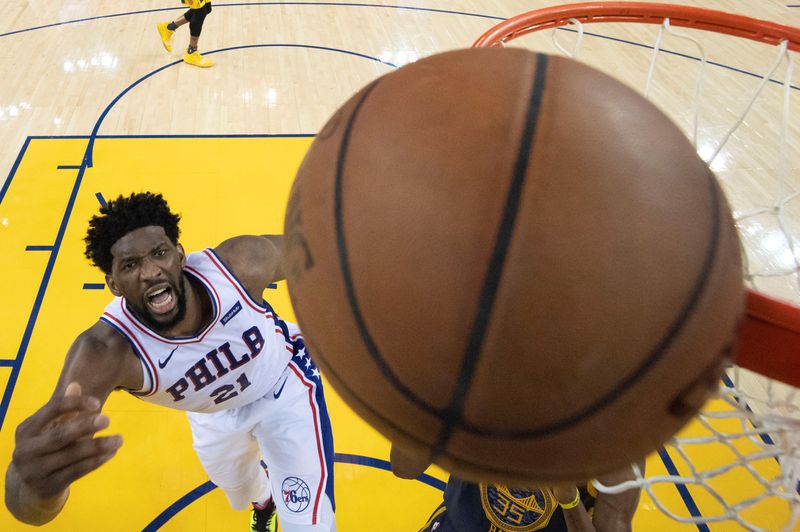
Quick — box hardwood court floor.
[1,2,799,530]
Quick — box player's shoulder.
[63,321,142,391]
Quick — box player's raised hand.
[11,382,122,500]
[390,443,431,480]
[551,484,581,505]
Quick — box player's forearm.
[592,498,636,532]
[554,487,597,532]
[5,463,69,526]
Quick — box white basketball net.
[489,10,800,532]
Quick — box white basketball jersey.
[100,248,295,413]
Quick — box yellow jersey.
[182,0,208,9]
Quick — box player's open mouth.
[145,285,176,315]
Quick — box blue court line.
[83,58,180,167]
[142,452,445,530]
[95,192,107,208]
[142,480,216,532]
[648,371,795,529]
[334,452,446,490]
[0,360,15,367]
[84,44,397,167]
[658,448,709,532]
[723,374,800,493]
[0,136,316,209]
[218,2,504,21]
[0,137,32,207]
[721,372,776,446]
[25,245,53,251]
[0,161,89,429]
[0,3,504,39]
[721,368,800,497]
[57,165,81,170]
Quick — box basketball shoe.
[183,50,214,68]
[250,498,277,532]
[156,22,174,52]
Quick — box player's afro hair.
[84,192,181,274]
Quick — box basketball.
[282,48,744,485]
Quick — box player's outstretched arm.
[4,325,134,525]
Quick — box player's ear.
[106,274,121,297]
[177,243,186,266]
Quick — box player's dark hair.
[84,192,181,274]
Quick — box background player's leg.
[184,5,214,67]
[156,13,190,52]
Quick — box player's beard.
[130,276,188,334]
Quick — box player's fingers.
[13,435,121,497]
[36,435,122,477]
[44,445,121,496]
[38,413,112,454]
[55,381,102,415]
[31,444,120,500]
[13,411,105,464]
[64,382,81,397]
[51,393,100,415]
[21,396,101,435]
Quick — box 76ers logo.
[282,477,311,513]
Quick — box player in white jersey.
[5,192,335,532]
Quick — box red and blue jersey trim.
[204,248,268,312]
[288,335,335,518]
[204,248,296,357]
[118,267,221,345]
[100,313,159,396]
[287,357,335,523]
